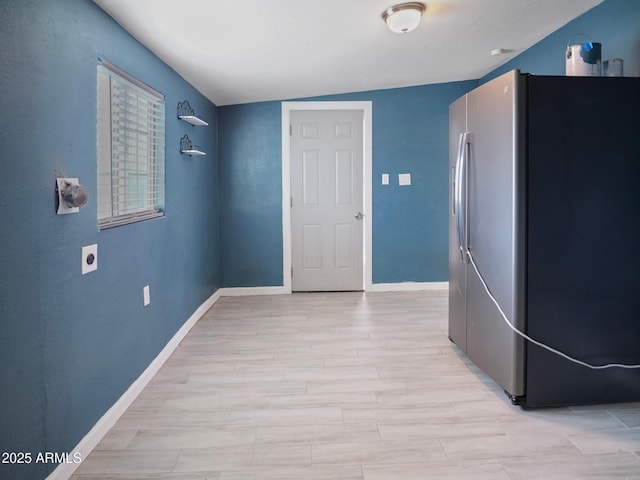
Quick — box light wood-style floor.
[72,291,640,479]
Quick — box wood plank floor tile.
[362,459,511,480]
[312,439,448,465]
[72,450,179,475]
[440,432,580,460]
[378,417,505,440]
[219,466,363,480]
[127,428,256,450]
[609,409,640,428]
[172,446,254,472]
[501,452,640,479]
[255,422,380,445]
[495,410,624,435]
[72,473,221,480]
[568,427,640,454]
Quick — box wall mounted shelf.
[177,100,208,126]
[179,115,208,126]
[180,134,206,156]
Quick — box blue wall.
[482,0,640,82]
[0,1,219,478]
[218,81,476,287]
[219,102,284,287]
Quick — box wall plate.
[82,244,98,275]
[399,173,411,186]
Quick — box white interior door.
[290,110,364,291]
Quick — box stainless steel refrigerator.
[448,69,640,408]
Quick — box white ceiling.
[93,0,603,106]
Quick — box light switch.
[399,173,411,186]
[382,173,389,185]
[82,244,98,275]
[143,285,150,306]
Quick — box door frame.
[281,101,373,293]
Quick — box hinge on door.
[291,196,293,207]
[290,125,293,136]
[291,267,293,278]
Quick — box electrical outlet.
[143,285,150,306]
[82,244,98,275]
[382,173,389,185]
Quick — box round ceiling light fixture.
[382,2,426,34]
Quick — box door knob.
[354,212,364,219]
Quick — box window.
[97,59,165,229]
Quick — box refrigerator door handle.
[459,132,471,263]
[454,133,465,261]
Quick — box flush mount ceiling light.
[382,2,426,34]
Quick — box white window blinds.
[97,60,165,229]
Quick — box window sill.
[98,211,164,230]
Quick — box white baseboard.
[219,283,448,295]
[218,285,290,296]
[366,281,449,292]
[46,289,222,480]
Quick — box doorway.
[281,101,373,292]
[290,109,363,291]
